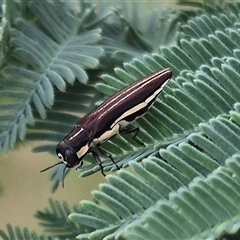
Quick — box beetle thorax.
[63,125,91,159]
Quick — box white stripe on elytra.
[110,79,169,128]
[91,123,122,146]
[96,71,170,120]
[110,102,147,128]
[69,127,84,141]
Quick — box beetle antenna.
[40,162,64,172]
[62,165,68,188]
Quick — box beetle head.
[40,142,83,187]
[56,142,83,168]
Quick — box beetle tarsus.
[62,165,68,188]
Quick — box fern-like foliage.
[34,199,85,239]
[2,1,240,239]
[69,76,240,238]
[83,3,240,175]
[63,2,240,239]
[96,1,179,63]
[0,224,54,240]
[28,1,181,191]
[0,0,104,154]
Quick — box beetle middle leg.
[91,146,120,175]
[91,150,106,176]
[120,126,145,146]
[97,144,120,170]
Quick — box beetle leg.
[75,160,83,170]
[61,165,68,188]
[120,126,145,146]
[97,144,120,170]
[91,150,106,176]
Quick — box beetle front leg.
[75,160,83,170]
[120,126,145,147]
[91,150,106,176]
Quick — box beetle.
[41,68,172,187]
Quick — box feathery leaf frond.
[3,1,240,239]
[69,105,240,239]
[64,5,240,238]
[33,2,240,193]
[0,1,104,154]
[98,1,179,63]
[35,199,84,239]
[0,224,54,240]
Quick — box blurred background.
[0,143,104,234]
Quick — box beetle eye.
[65,149,79,167]
[57,153,64,160]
